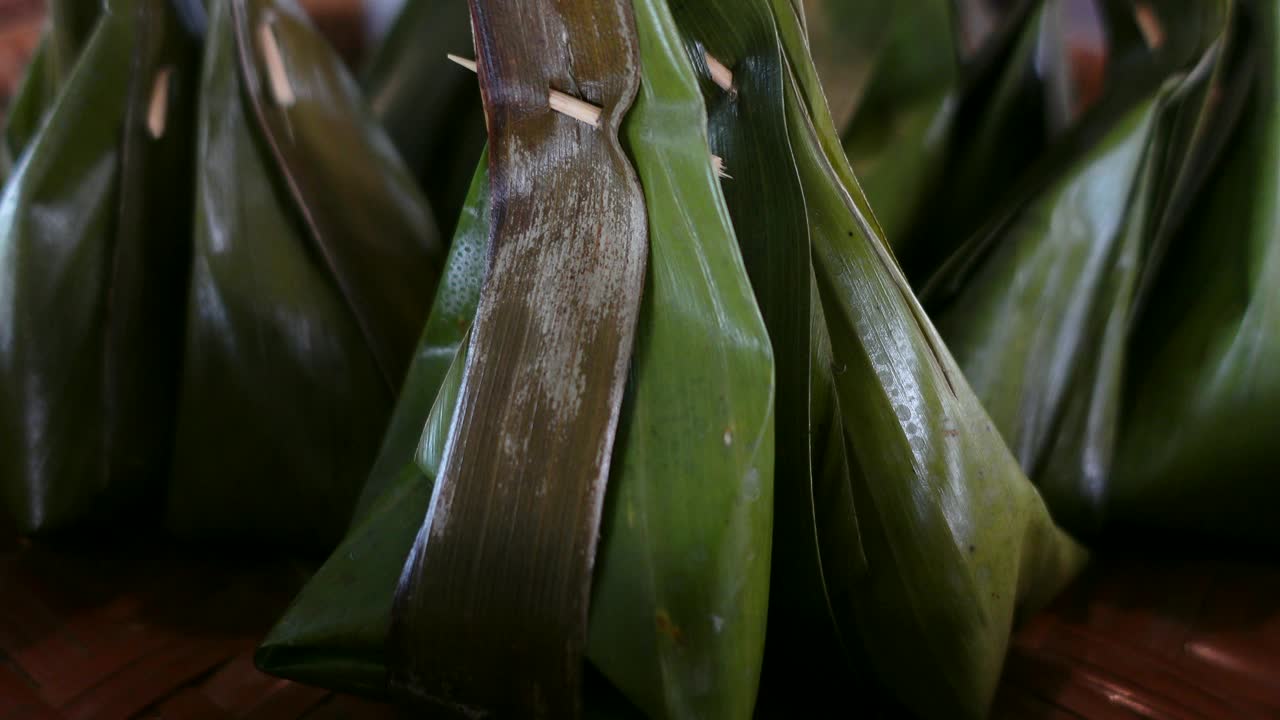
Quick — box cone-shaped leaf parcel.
[0,0,200,533]
[1112,0,1280,544]
[770,1,1087,716]
[260,0,776,716]
[167,0,443,550]
[924,0,1247,533]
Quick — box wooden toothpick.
[1134,2,1164,50]
[446,54,730,180]
[146,66,172,139]
[446,54,478,73]
[712,154,731,179]
[447,54,602,128]
[259,19,296,107]
[704,52,734,94]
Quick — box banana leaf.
[585,0,775,714]
[0,0,101,181]
[1112,0,1280,544]
[927,0,1222,256]
[804,0,1032,263]
[816,0,960,251]
[936,99,1162,479]
[922,1,1246,533]
[251,159,489,687]
[260,0,776,714]
[360,0,486,237]
[659,0,846,713]
[353,147,490,520]
[769,2,1088,717]
[168,0,442,551]
[0,0,199,533]
[383,0,648,711]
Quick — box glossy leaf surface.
[585,0,775,716]
[772,3,1088,717]
[168,0,441,550]
[353,150,489,520]
[661,2,824,713]
[1113,0,1280,543]
[0,0,199,533]
[923,1,1242,533]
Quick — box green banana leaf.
[261,0,776,714]
[804,0,1032,264]
[770,1,1088,717]
[584,0,774,714]
[168,0,442,551]
[353,147,490,521]
[935,98,1164,480]
[1112,0,1280,544]
[1037,18,1254,534]
[928,0,1224,256]
[251,156,490,696]
[360,0,486,237]
[0,0,102,181]
[0,0,199,533]
[922,1,1245,533]
[819,0,960,251]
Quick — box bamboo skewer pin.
[447,54,601,127]
[712,155,732,180]
[259,19,296,107]
[704,51,735,94]
[446,54,730,179]
[1134,2,1165,51]
[146,66,173,139]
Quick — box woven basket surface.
[993,548,1280,719]
[0,533,405,720]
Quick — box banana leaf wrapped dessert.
[0,0,200,533]
[260,0,775,715]
[167,0,443,550]
[1112,0,1280,544]
[262,0,1084,716]
[764,1,1086,716]
[923,0,1249,534]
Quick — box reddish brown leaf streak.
[387,0,647,717]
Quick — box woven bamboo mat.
[0,534,405,719]
[993,547,1280,719]
[3,531,1277,719]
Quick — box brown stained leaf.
[386,0,647,717]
